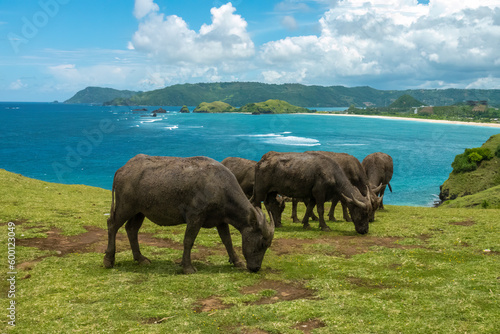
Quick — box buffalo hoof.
[233,260,245,268]
[103,257,115,269]
[137,256,152,266]
[302,223,311,230]
[182,266,197,274]
[320,225,331,232]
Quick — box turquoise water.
[1,102,498,206]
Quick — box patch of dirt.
[193,279,316,314]
[193,296,232,313]
[15,225,226,266]
[16,225,186,256]
[271,235,423,258]
[240,279,316,305]
[240,328,270,334]
[449,220,476,226]
[346,276,389,289]
[293,319,326,334]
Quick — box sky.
[1,0,500,102]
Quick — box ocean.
[1,102,499,207]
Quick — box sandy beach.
[298,113,500,128]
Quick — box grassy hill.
[238,99,311,114]
[1,168,499,333]
[389,94,424,108]
[193,101,236,113]
[439,134,500,205]
[65,83,500,108]
[65,86,138,104]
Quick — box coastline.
[297,113,500,128]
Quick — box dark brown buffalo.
[222,156,286,226]
[104,154,274,274]
[252,151,372,234]
[291,151,382,223]
[362,152,393,209]
[221,157,256,198]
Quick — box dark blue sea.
[1,102,499,206]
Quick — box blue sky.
[1,0,499,101]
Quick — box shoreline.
[297,113,500,128]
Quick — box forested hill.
[65,87,139,104]
[64,82,500,107]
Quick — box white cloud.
[133,0,159,20]
[47,63,137,91]
[466,76,500,89]
[259,0,500,88]
[281,15,298,30]
[9,79,27,90]
[130,2,254,66]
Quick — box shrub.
[496,144,500,158]
[468,152,483,163]
[451,147,493,173]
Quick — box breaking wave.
[240,132,320,146]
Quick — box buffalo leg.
[104,217,127,268]
[379,186,386,210]
[341,202,352,222]
[264,192,282,227]
[291,198,300,223]
[125,213,151,266]
[217,223,244,268]
[181,220,202,274]
[328,200,338,222]
[316,200,331,231]
[302,199,316,229]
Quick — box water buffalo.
[362,152,393,210]
[104,154,275,274]
[221,157,256,198]
[222,156,286,226]
[252,151,372,234]
[299,151,382,222]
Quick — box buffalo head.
[342,189,372,234]
[241,207,274,272]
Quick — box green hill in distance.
[65,82,500,108]
[389,94,425,108]
[193,101,236,113]
[65,86,139,104]
[238,99,311,114]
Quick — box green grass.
[1,169,499,333]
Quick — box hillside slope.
[439,134,500,204]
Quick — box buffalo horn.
[373,183,384,194]
[342,193,367,209]
[260,208,275,239]
[366,185,372,203]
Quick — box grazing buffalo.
[292,151,381,223]
[104,154,274,274]
[252,151,372,234]
[362,152,393,210]
[222,156,286,226]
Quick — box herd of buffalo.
[103,151,393,274]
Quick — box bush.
[468,152,483,163]
[451,147,493,173]
[496,144,500,158]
